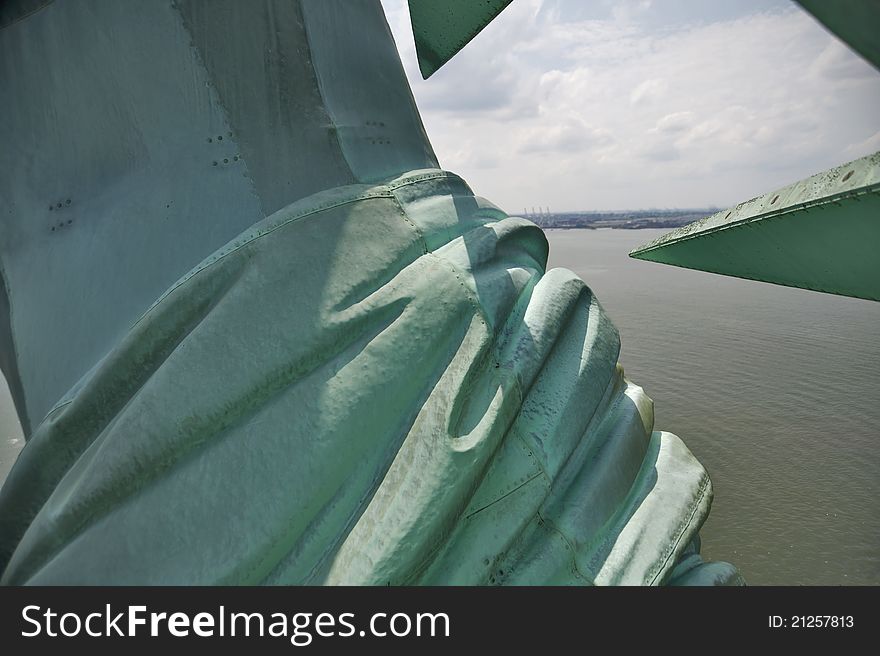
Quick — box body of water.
[1,227,877,584]
[547,228,880,585]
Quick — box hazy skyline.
[381,0,880,211]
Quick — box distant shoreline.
[522,209,712,231]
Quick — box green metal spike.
[797,0,880,71]
[407,0,513,79]
[630,152,880,302]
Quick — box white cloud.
[654,111,695,133]
[630,78,669,106]
[518,117,613,154]
[381,0,880,210]
[844,130,880,158]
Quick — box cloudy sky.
[380,0,880,212]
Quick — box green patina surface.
[797,0,880,71]
[408,0,513,79]
[631,152,880,302]
[0,0,740,585]
[0,169,739,585]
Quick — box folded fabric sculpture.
[0,169,741,585]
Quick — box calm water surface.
[547,228,880,585]
[1,228,877,584]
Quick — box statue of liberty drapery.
[0,0,741,585]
